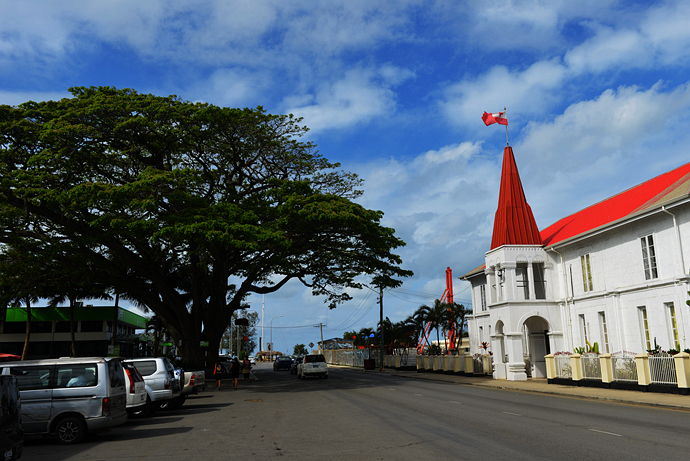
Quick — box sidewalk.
[340,365,690,412]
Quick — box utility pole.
[319,323,324,353]
[379,286,384,371]
[261,294,265,353]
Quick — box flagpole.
[504,107,510,146]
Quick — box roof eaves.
[545,195,690,250]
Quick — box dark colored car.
[290,356,303,374]
[273,356,293,371]
[0,375,23,460]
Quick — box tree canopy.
[0,86,412,365]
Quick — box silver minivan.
[0,357,128,444]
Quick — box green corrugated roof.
[3,306,148,328]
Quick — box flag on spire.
[482,110,508,126]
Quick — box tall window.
[667,302,680,351]
[640,235,658,280]
[639,306,651,351]
[533,263,546,299]
[581,254,593,292]
[598,311,610,353]
[516,263,529,300]
[480,284,487,312]
[579,314,588,347]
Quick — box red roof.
[541,161,690,246]
[461,160,690,280]
[491,146,543,249]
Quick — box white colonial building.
[462,146,690,381]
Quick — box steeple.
[490,146,542,249]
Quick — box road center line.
[449,401,462,405]
[589,429,622,437]
[414,393,423,396]
[502,411,521,416]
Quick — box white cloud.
[518,82,690,172]
[564,25,651,74]
[441,59,567,127]
[193,68,271,107]
[284,66,410,132]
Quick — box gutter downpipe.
[662,205,687,347]
[548,247,573,352]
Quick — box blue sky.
[3,0,690,354]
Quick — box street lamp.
[270,315,283,361]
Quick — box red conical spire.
[490,146,542,249]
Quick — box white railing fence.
[649,354,677,385]
[554,355,572,378]
[611,356,638,382]
[581,353,601,380]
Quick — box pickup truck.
[182,370,206,396]
[160,369,206,410]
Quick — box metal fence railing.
[581,354,601,380]
[323,349,378,368]
[611,356,638,382]
[554,355,572,378]
[323,349,418,368]
[649,354,677,385]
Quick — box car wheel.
[130,395,154,418]
[55,416,86,445]
[171,395,186,409]
[157,398,175,411]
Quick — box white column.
[503,262,516,301]
[504,332,527,381]
[528,262,536,301]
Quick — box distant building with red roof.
[462,148,690,381]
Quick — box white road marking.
[449,401,462,405]
[414,393,423,396]
[589,429,622,437]
[502,411,521,416]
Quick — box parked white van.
[124,357,181,417]
[0,357,128,444]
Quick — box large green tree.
[0,87,412,366]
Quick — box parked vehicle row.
[0,357,128,446]
[272,354,328,379]
[0,356,205,449]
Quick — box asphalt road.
[23,362,690,460]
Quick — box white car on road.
[297,354,328,379]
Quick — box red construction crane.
[417,267,454,354]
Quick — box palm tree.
[413,304,433,353]
[146,316,163,357]
[429,299,448,353]
[446,302,470,351]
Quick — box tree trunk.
[21,298,32,360]
[69,298,77,357]
[153,318,160,358]
[111,293,119,347]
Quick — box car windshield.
[305,355,325,363]
[278,357,291,361]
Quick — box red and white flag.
[482,110,508,126]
